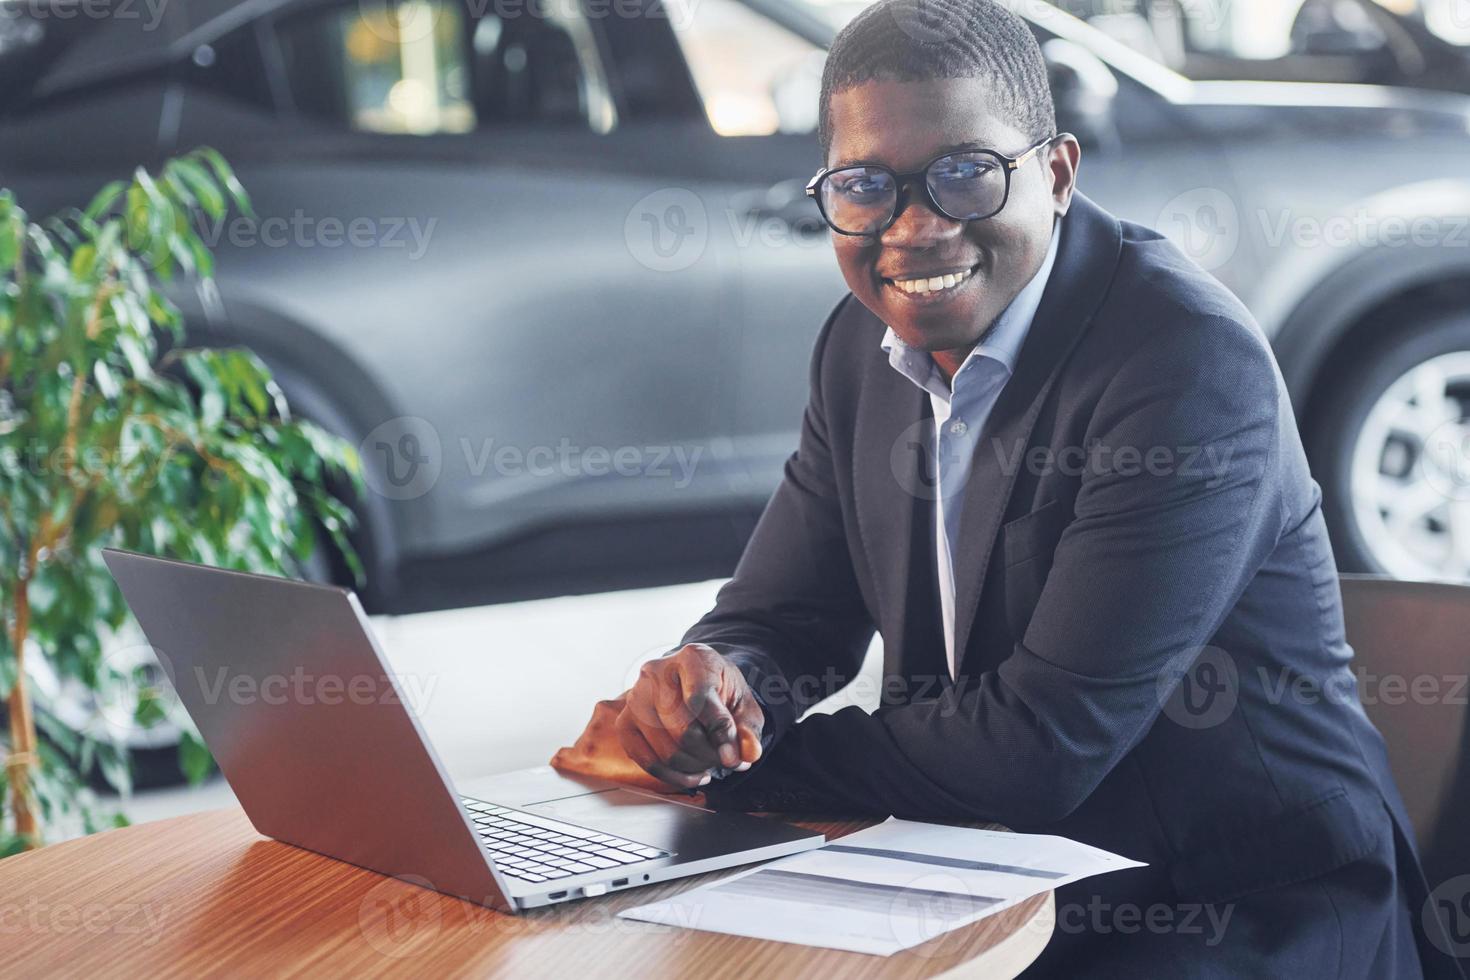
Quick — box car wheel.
[1311,312,1470,580]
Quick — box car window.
[0,7,48,113]
[277,0,477,133]
[1048,0,1406,77]
[670,0,825,134]
[274,0,615,133]
[467,2,616,130]
[187,28,276,112]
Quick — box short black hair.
[818,0,1057,155]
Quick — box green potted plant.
[0,149,361,852]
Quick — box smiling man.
[552,0,1460,974]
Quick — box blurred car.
[4,0,1470,620]
[1053,0,1470,94]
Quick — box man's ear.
[1048,134,1082,216]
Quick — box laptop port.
[612,878,628,887]
[548,891,567,900]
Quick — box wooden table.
[0,808,1054,978]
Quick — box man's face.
[825,77,1077,356]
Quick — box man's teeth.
[893,267,973,295]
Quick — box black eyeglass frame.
[805,134,1057,237]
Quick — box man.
[553,0,1461,974]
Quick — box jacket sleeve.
[679,296,876,747]
[705,314,1288,825]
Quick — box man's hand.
[549,693,672,793]
[617,643,765,789]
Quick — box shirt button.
[949,419,968,436]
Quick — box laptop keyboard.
[461,798,669,884]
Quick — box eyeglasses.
[805,135,1056,237]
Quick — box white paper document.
[619,818,1145,956]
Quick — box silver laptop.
[102,549,824,911]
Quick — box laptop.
[102,548,825,911]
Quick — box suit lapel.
[950,194,1124,674]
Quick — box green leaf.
[94,358,120,399]
[191,146,254,218]
[95,743,133,796]
[166,158,227,222]
[179,730,215,785]
[70,242,98,279]
[83,180,127,222]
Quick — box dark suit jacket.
[687,192,1463,977]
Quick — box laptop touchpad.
[524,789,705,851]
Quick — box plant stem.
[5,569,40,848]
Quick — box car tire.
[1309,311,1470,580]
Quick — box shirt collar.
[881,218,1062,396]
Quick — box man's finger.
[649,675,724,771]
[616,709,709,789]
[626,680,720,773]
[731,691,765,767]
[680,673,741,769]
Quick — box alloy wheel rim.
[1350,351,1470,581]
